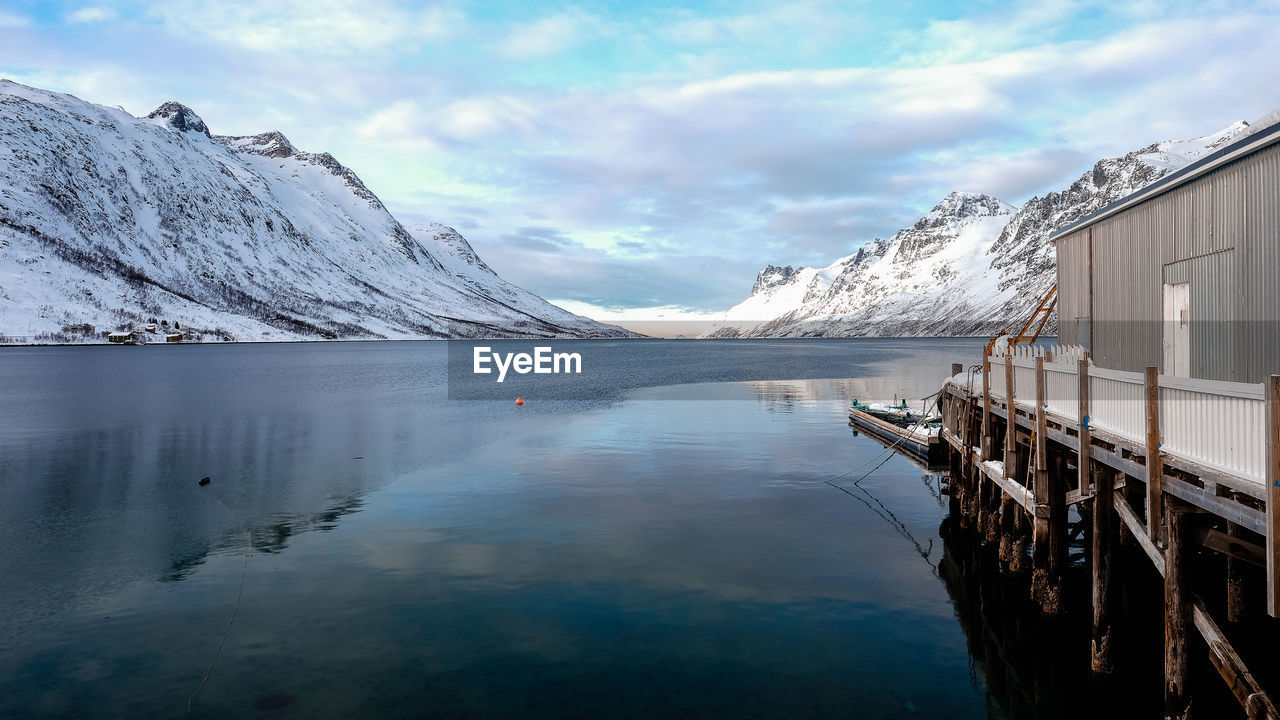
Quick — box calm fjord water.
[0,338,1053,718]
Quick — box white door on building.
[1163,282,1190,376]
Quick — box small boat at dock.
[848,399,946,468]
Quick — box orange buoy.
[515,397,524,405]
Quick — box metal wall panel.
[1068,142,1280,381]
[1090,208,1162,372]
[1163,250,1237,379]
[1055,230,1090,349]
[1238,144,1280,381]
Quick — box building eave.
[1049,120,1280,244]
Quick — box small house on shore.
[1051,122,1280,382]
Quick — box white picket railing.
[1086,366,1147,441]
[980,345,1267,486]
[988,344,1088,410]
[989,362,1007,400]
[1043,360,1079,422]
[1011,356,1037,410]
[1160,376,1267,482]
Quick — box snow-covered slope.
[0,80,630,341]
[707,120,1258,338]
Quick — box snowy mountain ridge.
[0,80,630,341]
[706,119,1264,338]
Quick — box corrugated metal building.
[1052,122,1280,382]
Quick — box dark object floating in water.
[253,693,297,711]
[353,456,363,460]
[198,476,211,486]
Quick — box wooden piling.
[999,492,1018,563]
[981,355,992,460]
[1091,463,1114,676]
[1226,521,1254,624]
[998,351,1018,558]
[1145,366,1164,546]
[1078,357,1091,497]
[1164,497,1192,720]
[1004,355,1015,481]
[1031,356,1057,612]
[1045,447,1066,614]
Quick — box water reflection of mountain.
[0,406,398,645]
[161,496,367,583]
[745,377,944,413]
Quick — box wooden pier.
[938,349,1280,720]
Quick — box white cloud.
[4,1,1278,313]
[0,11,31,28]
[67,6,117,24]
[1,66,154,115]
[496,9,605,59]
[144,1,463,57]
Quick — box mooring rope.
[823,388,944,570]
[825,474,936,569]
[186,529,251,715]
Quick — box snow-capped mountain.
[0,80,631,341]
[706,120,1258,338]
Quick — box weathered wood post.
[951,362,963,377]
[982,355,992,459]
[1004,353,1015,480]
[1079,357,1093,497]
[1145,366,1164,545]
[1082,358,1114,673]
[1047,447,1066,614]
[1031,355,1057,612]
[1091,464,1114,676]
[1164,497,1192,720]
[1226,522,1253,623]
[1266,375,1280,618]
[1004,351,1032,570]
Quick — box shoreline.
[0,334,1006,349]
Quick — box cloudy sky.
[1,1,1278,320]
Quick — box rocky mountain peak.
[146,101,210,137]
[914,191,1012,230]
[0,79,631,341]
[751,265,800,296]
[216,130,297,158]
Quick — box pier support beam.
[998,493,1018,563]
[1226,521,1255,624]
[981,356,992,460]
[1164,497,1193,720]
[1078,357,1091,497]
[996,355,1017,551]
[1003,354,1015,472]
[1146,366,1164,546]
[1031,356,1062,614]
[1091,464,1115,676]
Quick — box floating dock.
[847,406,946,468]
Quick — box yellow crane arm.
[985,284,1057,355]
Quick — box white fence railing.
[1088,366,1147,441]
[982,345,1268,485]
[1159,376,1267,482]
[1044,361,1079,422]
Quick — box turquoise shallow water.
[0,338,1042,718]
